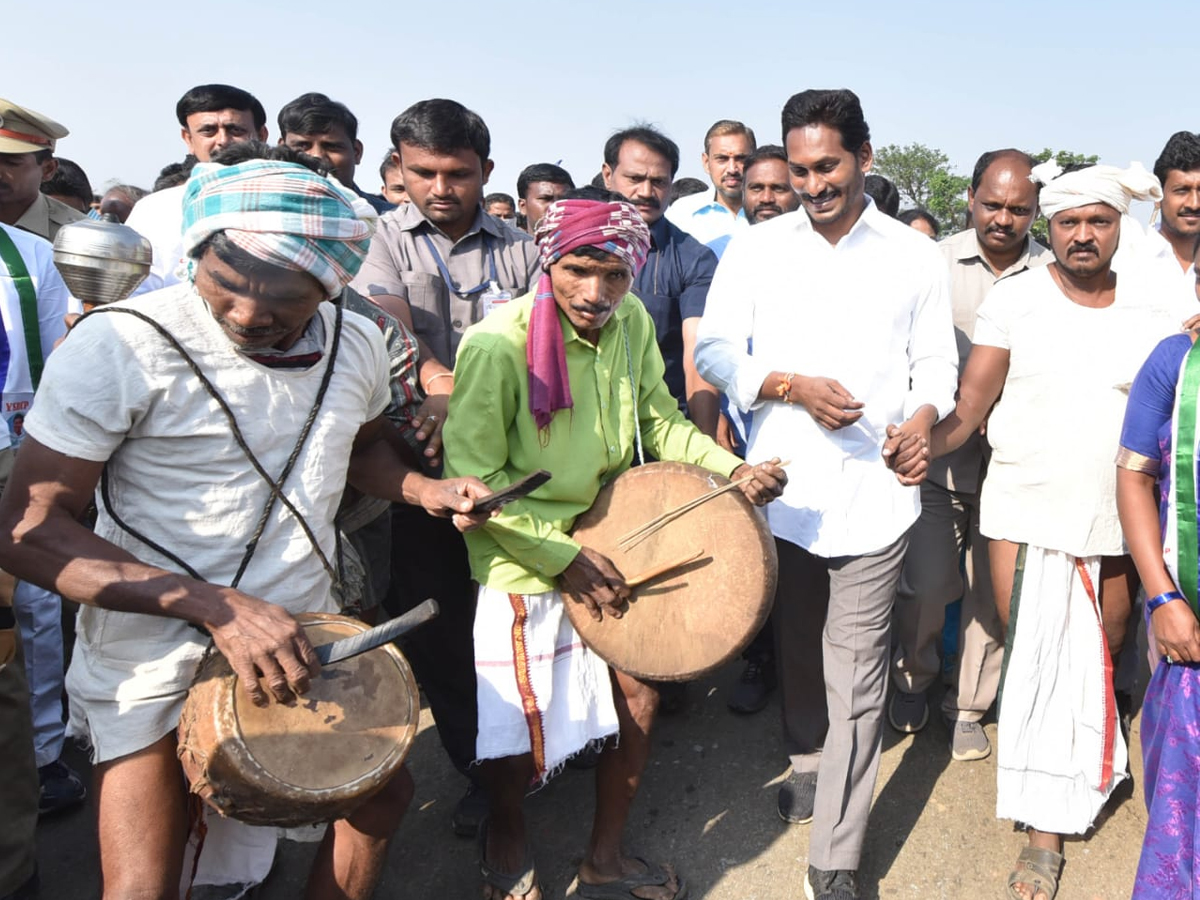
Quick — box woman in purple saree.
[1117,239,1200,899]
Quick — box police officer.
[0,99,85,241]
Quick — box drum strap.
[88,304,345,592]
[622,320,644,467]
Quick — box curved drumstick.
[314,599,439,665]
[624,550,705,588]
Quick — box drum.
[564,461,777,682]
[177,612,419,827]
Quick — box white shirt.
[696,201,958,557]
[0,223,80,445]
[124,185,187,295]
[25,284,390,701]
[974,265,1187,556]
[1146,223,1198,301]
[665,189,747,247]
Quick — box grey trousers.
[890,480,1002,723]
[775,533,909,871]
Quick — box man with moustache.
[602,126,724,442]
[127,83,269,294]
[443,192,785,900]
[891,161,1182,900]
[708,144,799,259]
[1149,131,1200,293]
[350,97,539,835]
[888,150,1049,764]
[0,99,85,240]
[667,120,756,247]
[696,89,958,900]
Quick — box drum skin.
[177,613,418,827]
[565,461,778,681]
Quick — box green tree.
[1027,148,1100,242]
[873,143,969,235]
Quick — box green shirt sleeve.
[443,332,582,579]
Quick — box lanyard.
[0,228,44,390]
[420,232,497,296]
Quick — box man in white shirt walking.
[695,88,958,900]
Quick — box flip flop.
[1007,846,1063,900]
[576,857,688,900]
[478,819,539,899]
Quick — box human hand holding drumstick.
[204,589,321,707]
[730,457,788,506]
[559,546,631,622]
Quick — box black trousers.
[385,504,479,777]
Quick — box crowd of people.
[0,81,1198,900]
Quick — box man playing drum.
[442,191,786,900]
[0,158,492,900]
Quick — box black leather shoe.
[38,759,85,815]
[727,657,777,714]
[451,780,488,837]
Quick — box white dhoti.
[474,584,618,781]
[996,545,1127,834]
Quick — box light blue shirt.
[665,189,747,246]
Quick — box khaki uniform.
[1,97,81,243]
[13,192,85,242]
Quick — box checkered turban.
[181,159,377,298]
[534,199,651,275]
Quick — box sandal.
[478,819,539,899]
[576,857,688,900]
[1007,846,1063,900]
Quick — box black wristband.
[0,607,15,630]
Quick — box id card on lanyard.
[480,281,512,317]
[420,231,500,310]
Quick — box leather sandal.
[1007,846,1063,900]
[478,819,539,899]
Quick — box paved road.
[37,658,1145,899]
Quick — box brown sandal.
[1007,846,1063,900]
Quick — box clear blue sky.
[3,0,1192,219]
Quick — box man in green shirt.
[443,193,785,900]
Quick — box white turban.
[1030,160,1162,220]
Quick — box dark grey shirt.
[351,203,540,366]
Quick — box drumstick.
[314,599,440,665]
[619,459,791,550]
[624,549,704,587]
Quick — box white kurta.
[24,284,390,761]
[974,265,1188,557]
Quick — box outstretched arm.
[0,437,319,706]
